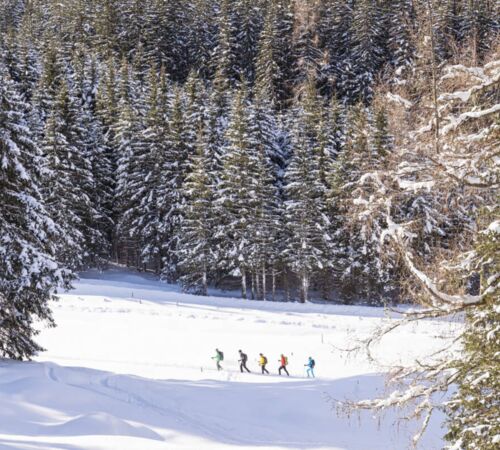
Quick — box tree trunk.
[427,0,440,154]
[262,263,266,301]
[202,263,208,296]
[256,269,261,299]
[284,269,290,301]
[241,267,247,299]
[301,272,309,303]
[272,267,276,301]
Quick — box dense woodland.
[1,1,499,447]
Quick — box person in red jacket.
[278,354,289,376]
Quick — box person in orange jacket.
[278,354,289,376]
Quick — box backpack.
[263,356,268,365]
[310,359,315,368]
[219,350,224,361]
[284,356,288,366]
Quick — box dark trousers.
[279,365,289,376]
[216,361,222,371]
[261,365,269,374]
[240,361,250,373]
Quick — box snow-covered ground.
[0,267,462,450]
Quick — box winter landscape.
[1,1,498,449]
[1,267,459,450]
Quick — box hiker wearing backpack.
[238,350,251,373]
[259,353,269,374]
[305,356,315,378]
[212,348,224,371]
[278,354,289,376]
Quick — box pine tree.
[236,0,264,83]
[113,61,145,267]
[318,0,355,99]
[445,208,500,449]
[190,0,218,79]
[160,87,190,282]
[350,0,385,103]
[177,124,217,295]
[218,85,264,298]
[283,123,330,302]
[212,0,240,90]
[0,61,72,360]
[333,103,396,302]
[460,0,498,64]
[127,68,169,272]
[254,3,282,109]
[387,0,415,77]
[293,0,323,85]
[40,79,99,268]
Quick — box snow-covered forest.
[1,0,497,301]
[0,1,499,448]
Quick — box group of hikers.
[212,349,316,378]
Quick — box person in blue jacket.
[305,356,315,378]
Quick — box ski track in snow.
[0,268,459,450]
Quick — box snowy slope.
[0,267,461,450]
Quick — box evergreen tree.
[0,51,71,361]
[283,122,330,302]
[212,0,240,90]
[387,0,415,77]
[122,68,167,272]
[113,61,145,267]
[41,80,100,268]
[218,85,263,298]
[350,0,385,102]
[292,0,323,84]
[160,87,190,281]
[445,208,500,449]
[177,124,217,295]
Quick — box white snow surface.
[0,267,460,450]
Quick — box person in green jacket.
[212,348,223,371]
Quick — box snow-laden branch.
[439,65,500,103]
[381,209,495,312]
[441,103,500,135]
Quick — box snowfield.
[0,268,461,450]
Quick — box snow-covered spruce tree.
[292,0,323,85]
[445,207,499,449]
[338,52,499,447]
[327,102,395,303]
[40,81,87,268]
[177,124,217,295]
[0,61,71,360]
[387,0,416,79]
[246,95,282,300]
[319,0,354,100]
[160,87,190,282]
[212,0,241,90]
[254,2,282,110]
[283,80,331,302]
[459,0,499,65]
[217,84,258,298]
[113,60,145,267]
[126,67,169,273]
[189,0,218,79]
[235,0,264,83]
[349,0,385,103]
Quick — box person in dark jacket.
[278,354,289,376]
[238,350,251,373]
